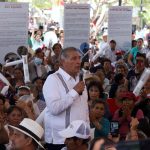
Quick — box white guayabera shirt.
[43,68,89,144]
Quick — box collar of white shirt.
[57,67,78,81]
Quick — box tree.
[128,0,150,25]
[32,0,52,9]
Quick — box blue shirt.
[94,117,110,138]
[130,47,139,64]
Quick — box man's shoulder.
[46,71,58,79]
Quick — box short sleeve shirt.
[130,47,139,64]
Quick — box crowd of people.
[0,23,150,150]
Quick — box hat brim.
[8,125,45,149]
[59,128,75,139]
[59,129,90,139]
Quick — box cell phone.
[110,121,119,137]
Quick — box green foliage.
[2,0,18,1]
[32,0,52,9]
[129,0,150,24]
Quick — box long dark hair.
[87,80,104,100]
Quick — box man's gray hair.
[59,47,80,60]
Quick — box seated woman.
[90,100,110,138]
[113,92,144,140]
[87,80,110,119]
[107,85,128,118]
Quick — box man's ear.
[25,137,32,146]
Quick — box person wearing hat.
[91,32,108,62]
[113,91,144,140]
[44,25,58,48]
[59,120,90,150]
[9,118,44,150]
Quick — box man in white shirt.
[92,32,109,62]
[103,40,117,63]
[43,47,89,150]
[92,38,117,63]
[44,26,58,48]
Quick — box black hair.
[17,46,28,56]
[114,73,124,84]
[0,63,2,68]
[35,48,43,55]
[132,40,137,47]
[137,118,150,137]
[101,58,111,66]
[136,52,146,60]
[91,99,105,109]
[87,80,104,100]
[0,94,5,104]
[137,38,144,42]
[32,77,43,84]
[52,43,62,51]
[69,137,89,147]
[110,40,116,44]
[39,25,43,30]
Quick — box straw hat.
[9,118,44,149]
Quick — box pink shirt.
[113,109,144,139]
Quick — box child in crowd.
[90,100,110,138]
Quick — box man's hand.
[73,81,85,95]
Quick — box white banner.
[108,6,132,51]
[64,3,90,49]
[0,2,28,63]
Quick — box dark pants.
[45,143,65,150]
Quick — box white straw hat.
[59,120,90,139]
[9,118,44,149]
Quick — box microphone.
[79,70,84,95]
[79,70,83,82]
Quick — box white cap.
[59,120,90,139]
